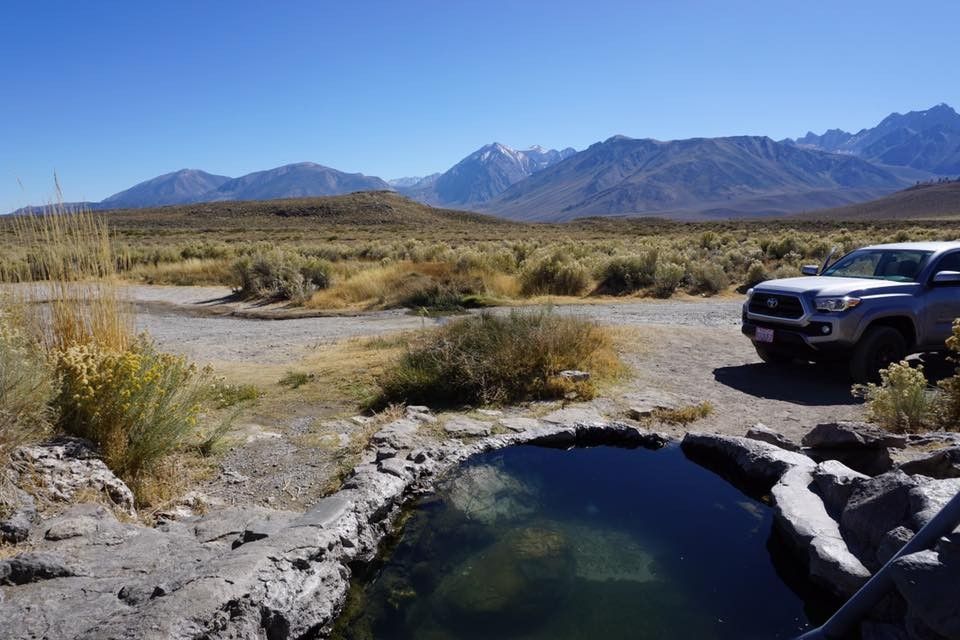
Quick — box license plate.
[755,327,774,343]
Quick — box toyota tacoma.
[742,242,960,382]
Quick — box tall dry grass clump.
[0,204,224,507]
[374,309,621,407]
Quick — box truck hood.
[753,276,919,298]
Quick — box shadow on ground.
[712,363,860,406]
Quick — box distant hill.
[101,169,230,208]
[788,103,960,175]
[399,143,576,207]
[101,191,514,230]
[210,163,390,201]
[483,135,907,221]
[798,179,960,220]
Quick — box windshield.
[821,249,932,282]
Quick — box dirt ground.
[129,285,870,511]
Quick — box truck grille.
[748,293,804,319]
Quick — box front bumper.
[741,302,857,360]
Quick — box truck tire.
[754,344,793,365]
[849,326,906,383]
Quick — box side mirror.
[801,265,819,276]
[933,270,960,285]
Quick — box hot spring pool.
[333,444,833,639]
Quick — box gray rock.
[745,423,802,452]
[900,447,960,479]
[45,514,99,541]
[812,459,869,517]
[559,370,590,382]
[541,406,604,426]
[406,405,431,415]
[840,471,918,570]
[877,526,915,566]
[802,421,908,450]
[0,487,37,543]
[772,466,871,597]
[497,417,541,432]
[908,477,960,530]
[476,409,503,417]
[442,416,492,438]
[370,419,420,449]
[681,432,815,491]
[0,552,75,585]
[892,549,960,639]
[12,437,136,516]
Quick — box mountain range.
[14,103,959,220]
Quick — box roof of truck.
[861,241,960,252]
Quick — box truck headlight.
[746,288,754,299]
[814,296,861,312]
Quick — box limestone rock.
[900,447,960,480]
[497,417,541,432]
[12,437,136,516]
[772,466,871,597]
[812,459,869,517]
[802,422,907,450]
[745,423,802,452]
[892,549,960,640]
[681,432,815,491]
[442,416,492,438]
[0,552,75,585]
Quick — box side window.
[933,252,960,283]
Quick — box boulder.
[745,423,802,452]
[812,460,869,517]
[442,416,492,438]
[626,389,681,419]
[900,447,960,480]
[0,552,75,585]
[908,477,960,530]
[772,466,871,597]
[370,418,419,449]
[802,422,907,450]
[11,437,136,516]
[558,370,590,382]
[681,432,814,492]
[0,487,37,543]
[892,549,960,640]
[840,471,918,570]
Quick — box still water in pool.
[333,444,830,640]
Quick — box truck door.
[922,251,960,347]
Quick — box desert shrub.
[744,261,769,288]
[853,361,933,433]
[279,371,314,389]
[520,256,590,296]
[210,381,261,408]
[375,310,621,407]
[689,262,729,295]
[55,338,219,501]
[232,251,331,301]
[652,262,685,298]
[596,252,658,294]
[934,319,960,429]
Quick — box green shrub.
[934,319,960,429]
[596,252,658,294]
[652,262,685,298]
[232,251,331,301]
[853,361,933,433]
[744,261,769,288]
[689,263,729,295]
[520,257,590,296]
[374,310,621,407]
[211,381,261,408]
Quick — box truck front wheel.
[849,326,906,383]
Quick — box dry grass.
[653,401,715,425]
[126,258,233,286]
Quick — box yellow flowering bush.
[55,337,213,488]
[853,361,933,433]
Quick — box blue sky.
[2,0,958,212]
